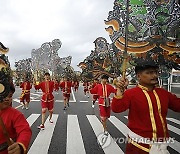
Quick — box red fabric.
[111,86,180,140]
[34,81,55,102]
[20,81,32,103]
[92,82,99,100]
[83,82,89,92]
[99,106,111,118]
[93,95,99,100]
[126,143,149,154]
[41,100,54,110]
[92,82,98,88]
[90,84,117,106]
[54,81,59,91]
[20,94,30,103]
[74,81,79,88]
[20,81,32,91]
[63,93,70,99]
[0,107,32,154]
[73,81,79,91]
[59,81,72,94]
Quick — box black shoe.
[67,103,69,107]
[63,106,67,110]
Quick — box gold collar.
[138,84,150,91]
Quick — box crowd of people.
[0,51,179,154]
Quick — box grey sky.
[0,0,114,71]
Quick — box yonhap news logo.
[97,132,111,149]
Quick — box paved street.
[12,85,180,154]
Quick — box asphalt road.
[12,84,180,154]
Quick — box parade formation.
[0,0,180,154]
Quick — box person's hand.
[115,78,129,90]
[8,139,23,154]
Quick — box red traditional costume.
[0,107,32,154]
[91,82,99,101]
[111,85,180,154]
[20,81,32,103]
[34,81,55,111]
[73,81,79,92]
[90,84,116,118]
[54,80,59,91]
[59,81,72,100]
[83,82,89,95]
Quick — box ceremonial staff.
[122,0,129,80]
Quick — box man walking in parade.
[83,80,90,98]
[90,79,99,108]
[20,76,32,110]
[73,79,79,92]
[90,75,117,135]
[59,76,72,110]
[112,62,180,154]
[34,72,55,130]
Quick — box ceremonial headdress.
[0,43,14,103]
[101,74,109,80]
[134,58,159,74]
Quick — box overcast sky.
[0,0,114,71]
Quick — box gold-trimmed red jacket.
[111,85,180,140]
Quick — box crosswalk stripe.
[167,118,180,125]
[87,115,124,154]
[167,124,180,135]
[124,116,180,152]
[31,93,42,97]
[71,88,77,102]
[13,98,20,103]
[169,140,180,153]
[56,100,76,103]
[109,116,130,137]
[28,114,58,154]
[30,100,41,102]
[80,101,89,103]
[66,115,86,154]
[15,104,23,109]
[27,114,40,127]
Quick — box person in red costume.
[0,86,32,154]
[90,75,117,135]
[90,79,99,108]
[83,80,90,98]
[34,72,55,130]
[73,80,79,92]
[112,63,180,154]
[0,52,32,154]
[20,76,32,110]
[53,79,59,92]
[59,77,72,110]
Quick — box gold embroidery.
[153,90,167,138]
[143,90,157,140]
[128,138,150,153]
[114,95,123,99]
[138,84,149,91]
